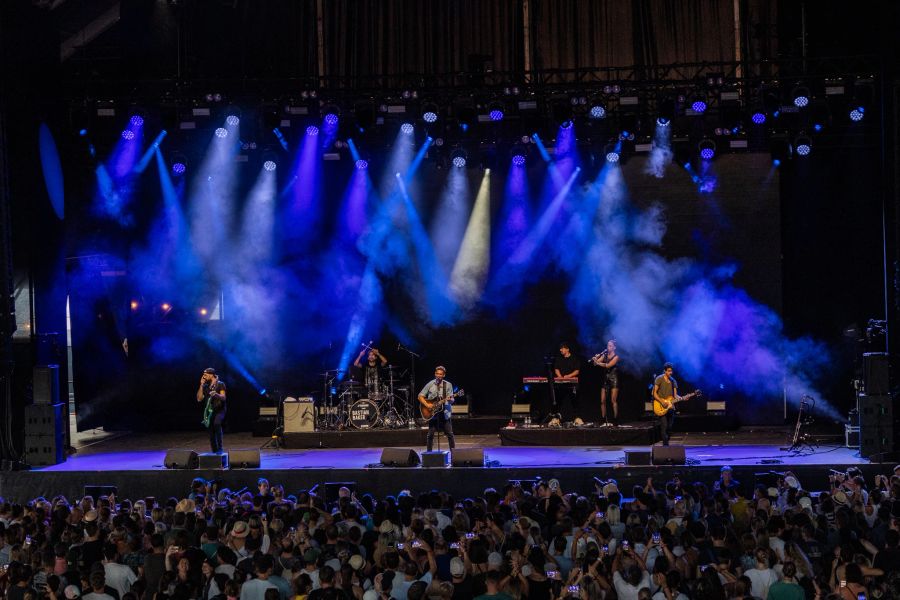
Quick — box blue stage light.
[215,127,228,138]
[560,120,574,129]
[306,125,319,136]
[605,151,620,163]
[172,162,186,175]
[263,160,276,171]
[850,107,865,122]
[400,122,414,134]
[489,109,504,122]
[656,117,670,127]
[512,154,526,166]
[590,105,606,119]
[691,99,707,113]
[423,111,438,123]
[452,156,466,168]
[792,86,810,108]
[796,143,811,156]
[700,147,715,160]
[698,138,716,160]
[773,159,781,166]
[324,113,339,126]
[751,112,766,125]
[813,123,823,132]
[121,129,135,140]
[226,114,240,126]
[355,159,368,170]
[129,115,144,127]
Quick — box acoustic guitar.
[652,390,702,417]
[419,389,465,419]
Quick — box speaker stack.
[24,366,64,466]
[859,352,896,459]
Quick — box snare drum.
[349,399,380,429]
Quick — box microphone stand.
[397,343,421,426]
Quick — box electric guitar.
[201,386,222,428]
[652,390,702,417]
[419,388,465,420]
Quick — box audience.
[0,465,898,599]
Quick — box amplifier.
[283,397,315,433]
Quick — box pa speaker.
[229,449,261,469]
[863,352,890,395]
[380,448,420,467]
[451,448,485,467]
[652,445,686,465]
[859,394,893,426]
[33,366,60,405]
[164,449,198,469]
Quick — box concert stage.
[0,426,886,504]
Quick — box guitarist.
[197,368,227,453]
[652,362,680,447]
[417,366,456,452]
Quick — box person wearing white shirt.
[744,548,779,599]
[611,544,652,600]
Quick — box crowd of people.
[0,464,898,600]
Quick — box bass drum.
[348,399,380,429]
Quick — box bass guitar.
[419,389,465,420]
[652,390,702,417]
[201,394,214,428]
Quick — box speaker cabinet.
[859,394,893,426]
[33,366,60,405]
[164,449,199,469]
[451,448,485,467]
[652,445,686,465]
[24,403,65,466]
[380,448,420,467]
[625,450,652,465]
[229,449,261,468]
[422,451,449,468]
[863,352,889,395]
[283,397,315,433]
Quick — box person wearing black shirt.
[552,343,581,420]
[352,347,388,397]
[197,368,227,454]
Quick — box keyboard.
[522,377,579,384]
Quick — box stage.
[0,424,886,503]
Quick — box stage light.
[423,111,438,123]
[306,125,319,136]
[121,129,135,140]
[161,302,171,311]
[773,159,781,166]
[698,138,716,160]
[324,113,339,126]
[199,308,208,316]
[226,114,240,126]
[172,162,186,175]
[79,129,88,137]
[560,120,573,129]
[512,154,526,166]
[489,109,504,122]
[850,107,865,122]
[355,159,368,170]
[263,160,276,171]
[792,86,810,107]
[451,149,467,168]
[129,115,144,127]
[130,300,139,310]
[214,127,228,138]
[691,98,708,113]
[751,112,766,125]
[605,151,620,163]
[590,105,606,119]
[400,122,414,134]
[656,117,670,127]
[795,135,812,156]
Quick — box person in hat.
[197,368,227,454]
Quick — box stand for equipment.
[260,391,284,450]
[397,343,421,427]
[782,395,818,453]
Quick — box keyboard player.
[553,342,581,420]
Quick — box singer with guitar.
[652,362,701,446]
[418,366,458,452]
[197,368,227,453]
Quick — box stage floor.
[1,425,885,503]
[50,425,866,472]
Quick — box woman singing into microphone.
[590,340,620,426]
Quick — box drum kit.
[317,365,415,430]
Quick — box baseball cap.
[449,557,466,577]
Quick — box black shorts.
[604,371,619,390]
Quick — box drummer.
[352,345,389,398]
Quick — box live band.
[197,340,699,454]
